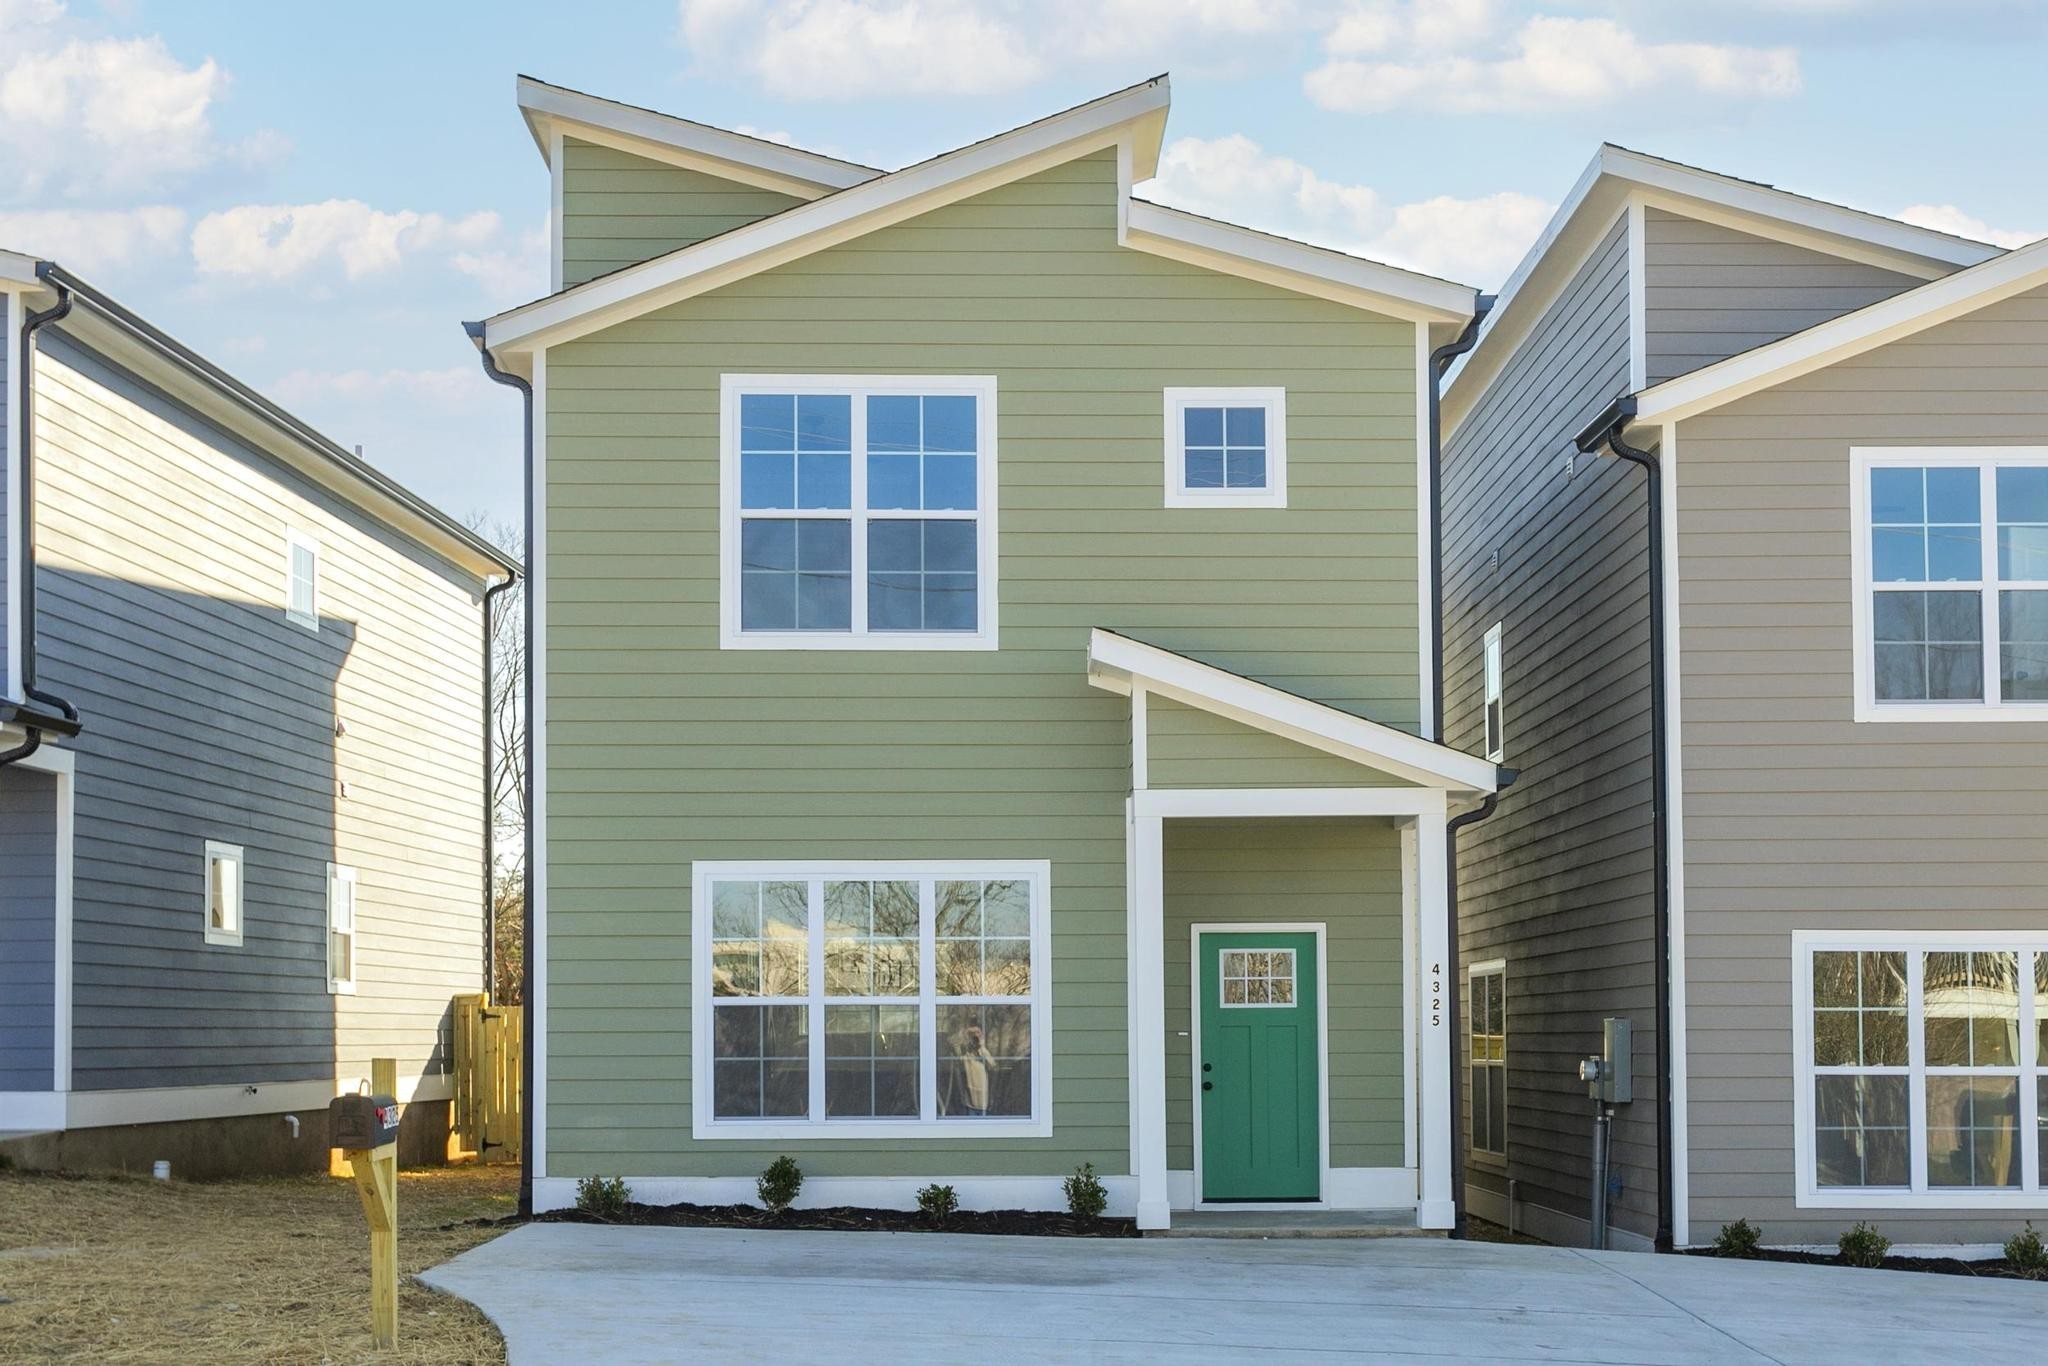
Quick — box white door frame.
[1190,920,1330,1210]
[0,738,74,1131]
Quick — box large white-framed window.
[285,529,320,632]
[719,375,998,651]
[1793,932,2046,1207]
[690,860,1052,1139]
[1850,447,2048,721]
[203,840,244,947]
[1482,622,1505,762]
[1469,960,1506,1159]
[1163,387,1286,509]
[327,863,357,995]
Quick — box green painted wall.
[1164,820,1407,1171]
[543,147,1424,1179]
[1147,695,1414,789]
[560,137,804,288]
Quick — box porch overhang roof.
[1086,628,1499,798]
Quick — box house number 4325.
[1429,962,1443,1027]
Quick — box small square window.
[1164,388,1286,508]
[204,841,244,947]
[285,530,319,632]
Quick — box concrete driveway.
[421,1224,2043,1364]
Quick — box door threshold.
[1155,1208,1435,1239]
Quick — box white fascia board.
[1633,238,2048,429]
[486,78,1173,358]
[1122,201,1476,325]
[1086,628,1498,795]
[516,75,881,198]
[0,250,41,287]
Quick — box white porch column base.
[1415,793,1453,1228]
[1130,808,1170,1230]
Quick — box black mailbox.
[330,1093,401,1149]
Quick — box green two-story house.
[475,74,1498,1229]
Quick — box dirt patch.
[1685,1246,2048,1282]
[537,1200,1139,1239]
[0,1164,518,1363]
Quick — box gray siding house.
[1440,147,2047,1251]
[0,252,517,1175]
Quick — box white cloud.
[1147,133,1551,286]
[451,216,551,301]
[1307,11,1800,114]
[0,4,283,202]
[268,365,493,410]
[1897,203,2039,250]
[191,201,501,282]
[0,205,186,271]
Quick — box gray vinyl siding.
[1643,208,1922,385]
[560,137,805,289]
[0,765,57,1091]
[1676,280,2048,1247]
[31,334,486,1094]
[1441,213,1662,1244]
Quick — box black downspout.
[467,322,535,1219]
[1,268,81,769]
[481,574,517,997]
[1575,394,1675,1253]
[1427,296,1493,744]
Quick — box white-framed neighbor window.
[285,529,320,632]
[690,861,1052,1140]
[327,863,358,995]
[1482,622,1505,762]
[1793,932,2046,1207]
[1850,448,2048,721]
[719,375,998,651]
[203,841,244,947]
[1469,960,1506,1158]
[1163,387,1286,509]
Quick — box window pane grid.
[1469,968,1506,1157]
[1807,944,2044,1196]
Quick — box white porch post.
[1415,791,1454,1229]
[1129,806,1171,1230]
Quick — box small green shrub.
[758,1155,803,1213]
[1713,1218,1763,1258]
[1837,1221,1890,1269]
[916,1183,959,1221]
[574,1174,629,1218]
[1063,1162,1108,1220]
[2005,1223,2048,1278]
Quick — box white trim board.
[5,289,21,702]
[1168,1166,1416,1212]
[1660,422,1692,1249]
[53,1071,454,1131]
[531,1173,1139,1218]
[1188,922,1331,1206]
[529,348,549,1183]
[1088,628,1498,796]
[10,743,73,1095]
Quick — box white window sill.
[1164,489,1287,510]
[1797,1187,2048,1210]
[1854,700,2048,722]
[204,927,243,948]
[328,980,357,996]
[719,630,998,652]
[693,1117,1052,1141]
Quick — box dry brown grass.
[0,1163,517,1364]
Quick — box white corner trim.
[201,839,244,948]
[1161,386,1287,509]
[1847,446,2048,723]
[1626,199,1647,392]
[487,79,1171,355]
[10,744,73,1095]
[717,374,999,652]
[548,126,565,295]
[687,860,1054,1141]
[1414,322,1434,741]
[1122,201,1476,324]
[5,289,21,703]
[1661,421,1691,1249]
[1400,825,1418,1171]
[530,348,549,1182]
[1087,628,1498,795]
[1130,687,1148,791]
[1637,239,2048,429]
[531,1173,1137,1218]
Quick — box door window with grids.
[1219,949,1297,1007]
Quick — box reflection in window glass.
[712,1003,809,1119]
[938,1004,1032,1117]
[824,1004,919,1117]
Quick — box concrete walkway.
[421,1224,2043,1364]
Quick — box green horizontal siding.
[1147,695,1414,789]
[560,138,804,288]
[1164,820,1407,1170]
[545,147,1423,1178]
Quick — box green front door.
[1197,930,1320,1202]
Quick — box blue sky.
[6,0,2045,527]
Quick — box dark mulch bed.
[532,1200,1140,1238]
[1686,1247,2046,1282]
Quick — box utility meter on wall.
[1578,1017,1633,1104]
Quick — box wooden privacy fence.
[453,993,522,1164]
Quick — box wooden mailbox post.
[331,1056,401,1350]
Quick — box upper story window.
[1796,935,2048,1205]
[285,530,319,632]
[1852,448,2048,721]
[1164,387,1286,509]
[1469,961,1507,1158]
[720,376,997,651]
[204,841,244,947]
[691,861,1051,1139]
[1483,623,1505,762]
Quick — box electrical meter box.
[329,1093,401,1149]
[1577,1018,1634,1104]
